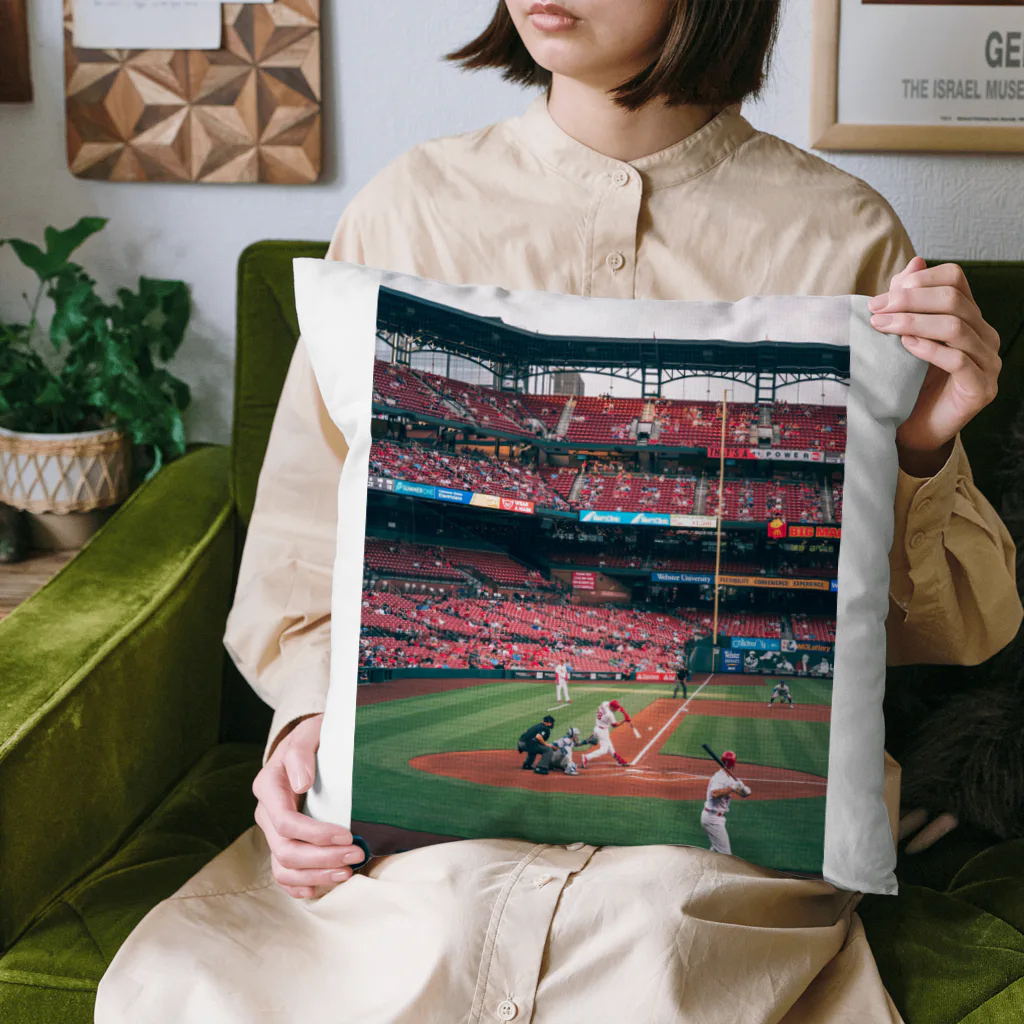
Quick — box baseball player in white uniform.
[700,750,752,855]
[580,699,630,768]
[554,661,571,703]
[811,657,832,677]
[768,681,794,708]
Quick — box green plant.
[0,217,191,480]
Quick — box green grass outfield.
[351,677,829,874]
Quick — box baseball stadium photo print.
[354,287,846,876]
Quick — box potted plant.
[0,217,191,547]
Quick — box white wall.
[1,0,1021,443]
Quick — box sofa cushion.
[0,743,260,1024]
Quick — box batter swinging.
[581,699,630,768]
[700,750,752,855]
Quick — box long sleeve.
[223,213,365,763]
[886,434,1021,666]
[853,224,1022,667]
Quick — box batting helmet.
[609,699,622,711]
[721,750,737,769]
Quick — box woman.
[97,2,1019,1021]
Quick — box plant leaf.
[44,217,108,267]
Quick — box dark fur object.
[0,501,29,564]
[883,415,1024,841]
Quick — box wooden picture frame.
[0,0,33,103]
[811,0,1024,153]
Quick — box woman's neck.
[546,76,722,163]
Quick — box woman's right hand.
[252,713,365,899]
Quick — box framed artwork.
[811,0,1024,152]
[0,0,32,103]
[63,0,322,183]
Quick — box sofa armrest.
[0,446,235,949]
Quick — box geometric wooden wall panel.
[64,0,320,183]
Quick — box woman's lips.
[527,3,578,31]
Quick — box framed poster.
[812,0,1024,152]
[0,0,32,103]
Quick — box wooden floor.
[0,551,76,620]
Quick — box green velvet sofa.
[1,242,1022,1023]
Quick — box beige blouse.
[223,96,1020,760]
[97,96,1022,1024]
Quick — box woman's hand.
[869,256,1001,478]
[252,714,365,899]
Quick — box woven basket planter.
[0,425,130,514]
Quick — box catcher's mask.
[566,727,580,742]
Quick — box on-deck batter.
[700,750,752,855]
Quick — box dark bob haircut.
[446,0,781,110]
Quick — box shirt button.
[606,251,625,271]
[497,1000,517,1020]
[566,842,585,851]
[910,532,926,549]
[612,168,630,187]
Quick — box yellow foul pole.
[712,393,728,652]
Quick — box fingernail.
[868,294,888,311]
[331,870,350,881]
[870,314,893,328]
[344,851,365,865]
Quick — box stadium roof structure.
[377,286,850,399]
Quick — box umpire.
[518,715,556,774]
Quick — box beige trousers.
[96,826,902,1024]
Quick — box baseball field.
[351,672,831,875]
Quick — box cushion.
[293,258,926,893]
[0,744,260,1024]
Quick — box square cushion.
[294,258,927,893]
[0,744,260,1024]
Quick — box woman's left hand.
[869,256,1002,478]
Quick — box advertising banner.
[635,671,676,682]
[719,574,832,592]
[500,497,535,515]
[469,493,501,509]
[722,650,743,673]
[771,523,843,541]
[669,513,717,529]
[736,645,835,678]
[707,446,831,463]
[651,571,715,585]
[730,637,782,651]
[579,509,670,526]
[436,487,473,505]
[394,480,436,499]
[572,571,596,591]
